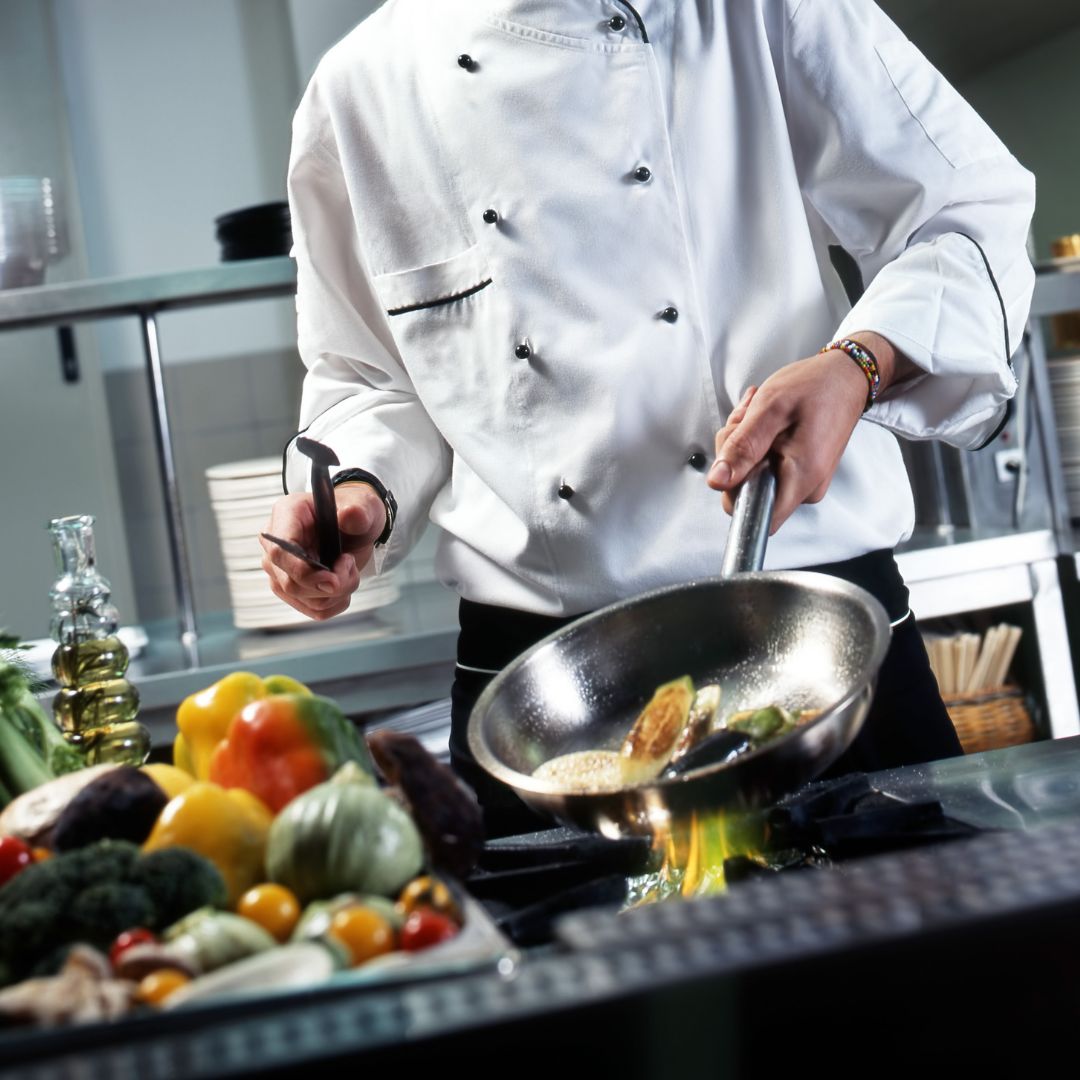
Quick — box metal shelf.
[0,257,295,330]
[0,258,297,665]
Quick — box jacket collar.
[453,0,661,43]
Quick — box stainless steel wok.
[467,464,892,838]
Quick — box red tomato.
[109,927,158,969]
[0,836,33,887]
[399,906,458,952]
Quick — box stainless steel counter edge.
[133,625,458,711]
[895,527,1056,583]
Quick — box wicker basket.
[944,686,1037,754]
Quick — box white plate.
[208,477,284,502]
[215,517,273,540]
[211,496,279,517]
[205,457,281,481]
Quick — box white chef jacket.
[283,0,1036,617]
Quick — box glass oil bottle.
[48,514,149,765]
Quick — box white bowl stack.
[1048,358,1080,520]
[206,457,398,630]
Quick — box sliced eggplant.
[662,730,753,778]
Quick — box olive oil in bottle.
[48,515,149,765]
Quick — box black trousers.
[450,550,962,834]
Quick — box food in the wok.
[532,677,820,793]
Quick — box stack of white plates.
[206,457,398,630]
[1048,358,1080,519]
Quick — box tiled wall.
[104,348,439,624]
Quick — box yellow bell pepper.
[174,671,311,779]
[141,762,195,801]
[143,782,273,907]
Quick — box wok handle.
[721,459,776,577]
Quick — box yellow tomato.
[396,875,457,920]
[237,883,301,942]
[329,906,396,966]
[136,968,191,1006]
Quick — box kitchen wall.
[0,0,137,639]
[42,0,436,628]
[959,23,1080,259]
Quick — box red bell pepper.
[208,693,374,813]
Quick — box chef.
[262,0,1036,824]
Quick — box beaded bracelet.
[821,338,881,413]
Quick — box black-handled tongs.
[261,437,342,573]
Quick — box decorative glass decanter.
[48,515,149,765]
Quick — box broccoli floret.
[0,896,67,970]
[138,848,227,927]
[0,841,146,985]
[71,882,157,947]
[54,840,143,890]
[0,839,233,985]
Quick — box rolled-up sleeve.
[283,76,451,575]
[782,0,1036,449]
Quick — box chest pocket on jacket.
[373,245,492,318]
[875,39,1008,169]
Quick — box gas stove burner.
[470,773,986,943]
[766,771,984,859]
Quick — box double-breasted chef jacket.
[283,0,1036,617]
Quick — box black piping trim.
[957,232,1011,363]
[387,278,492,316]
[280,427,310,494]
[976,399,1013,451]
[956,232,1013,451]
[613,0,648,42]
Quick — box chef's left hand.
[707,332,917,533]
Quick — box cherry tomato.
[109,927,158,970]
[396,876,458,921]
[0,836,33,887]
[399,906,458,952]
[136,968,190,1006]
[236,883,301,942]
[329,905,395,966]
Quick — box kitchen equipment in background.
[469,464,892,838]
[1046,357,1080,519]
[48,514,150,765]
[0,177,47,289]
[214,202,291,262]
[1049,234,1080,350]
[206,457,398,631]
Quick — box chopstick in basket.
[990,625,1023,690]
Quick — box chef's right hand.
[259,485,387,621]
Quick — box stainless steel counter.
[873,732,1080,830]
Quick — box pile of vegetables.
[0,667,485,1026]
